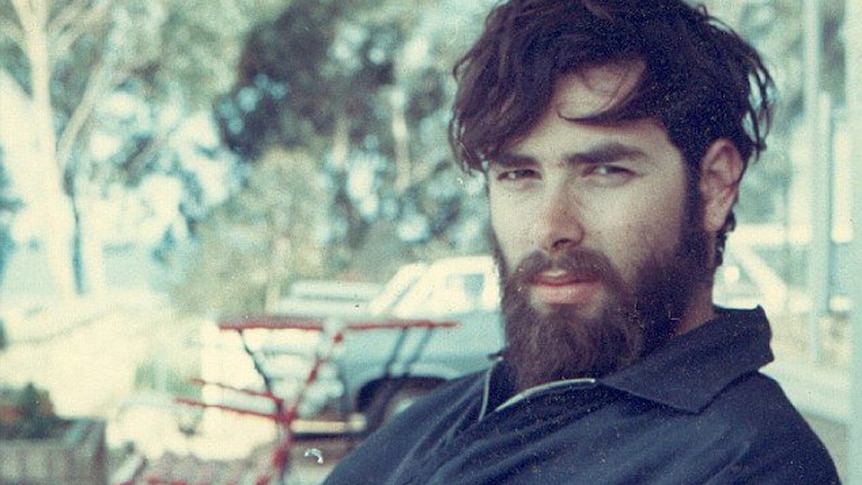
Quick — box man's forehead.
[552,60,645,119]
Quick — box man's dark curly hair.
[449,0,775,265]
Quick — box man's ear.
[699,139,744,233]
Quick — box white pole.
[847,0,862,478]
[804,0,830,363]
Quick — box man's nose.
[533,185,585,254]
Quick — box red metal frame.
[170,316,457,484]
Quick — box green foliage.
[210,0,494,287]
[699,0,845,227]
[0,0,291,296]
[153,0,286,108]
[0,383,64,440]
[0,157,21,286]
[217,0,397,157]
[133,360,199,399]
[170,148,326,315]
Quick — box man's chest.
[382,387,751,485]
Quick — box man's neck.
[674,285,716,335]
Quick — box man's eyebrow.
[488,152,535,168]
[564,143,648,165]
[490,142,649,168]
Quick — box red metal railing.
[167,316,456,484]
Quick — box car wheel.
[366,378,440,431]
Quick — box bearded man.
[322,1,839,483]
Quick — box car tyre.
[366,378,440,431]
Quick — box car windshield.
[366,263,427,315]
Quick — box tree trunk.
[71,192,107,296]
[22,3,78,300]
[264,235,291,313]
[389,87,412,194]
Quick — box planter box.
[0,418,106,485]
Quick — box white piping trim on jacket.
[477,362,597,421]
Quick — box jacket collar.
[482,307,774,416]
[600,306,774,413]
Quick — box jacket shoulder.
[704,372,840,484]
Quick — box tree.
[700,0,845,226]
[214,0,493,281]
[0,0,284,298]
[171,147,325,315]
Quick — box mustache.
[510,247,618,285]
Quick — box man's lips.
[529,270,601,306]
[532,268,597,284]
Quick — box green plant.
[0,157,21,290]
[0,383,65,440]
[133,360,199,399]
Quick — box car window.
[419,272,486,315]
[368,263,426,315]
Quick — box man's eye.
[591,165,630,176]
[496,169,538,182]
[585,165,635,180]
[582,164,636,187]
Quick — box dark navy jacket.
[323,307,840,484]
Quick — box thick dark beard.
[494,199,709,391]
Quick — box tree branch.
[0,16,25,48]
[55,58,128,169]
[50,0,115,60]
[7,0,34,47]
[10,0,49,31]
[49,2,123,157]
[8,0,31,22]
[111,121,182,186]
[49,0,90,36]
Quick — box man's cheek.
[490,227,525,272]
